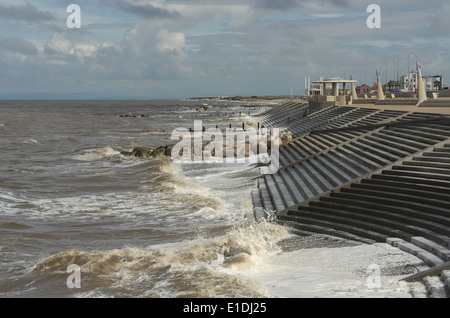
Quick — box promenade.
[251,99,450,297]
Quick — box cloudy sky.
[0,0,449,99]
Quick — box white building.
[400,72,443,92]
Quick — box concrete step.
[412,156,450,164]
[329,190,450,219]
[392,164,450,176]
[264,175,286,212]
[305,134,331,151]
[371,173,450,189]
[343,142,389,166]
[361,177,450,196]
[422,153,450,159]
[305,157,342,188]
[359,135,411,158]
[289,206,414,241]
[273,173,296,209]
[391,127,447,143]
[334,147,379,171]
[441,270,450,291]
[279,147,298,167]
[411,237,450,261]
[279,213,389,243]
[423,277,450,298]
[382,169,450,182]
[316,153,359,181]
[433,147,450,152]
[387,238,446,267]
[403,160,450,170]
[341,186,450,211]
[351,138,400,162]
[278,218,377,244]
[299,160,334,193]
[311,197,450,235]
[351,182,450,209]
[257,179,275,212]
[291,164,319,198]
[369,133,422,153]
[278,169,307,204]
[383,129,438,146]
[283,167,310,202]
[412,126,450,137]
[296,202,450,244]
[327,151,372,175]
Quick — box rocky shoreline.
[120,130,292,160]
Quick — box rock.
[196,106,210,112]
[280,131,292,145]
[119,112,133,117]
[121,144,176,159]
[134,147,154,158]
[153,146,167,157]
[164,144,173,156]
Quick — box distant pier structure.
[311,77,358,106]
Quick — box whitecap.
[72,146,120,161]
[23,139,38,144]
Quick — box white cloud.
[156,29,186,54]
[47,33,72,54]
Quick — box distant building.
[356,84,371,96]
[400,72,443,92]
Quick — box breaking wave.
[72,146,121,161]
[33,220,292,297]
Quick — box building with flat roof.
[400,72,443,92]
[311,77,358,105]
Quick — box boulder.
[133,147,154,158]
[280,131,292,145]
[119,112,133,117]
[152,146,167,157]
[164,144,173,156]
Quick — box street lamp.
[408,54,413,92]
[385,63,388,95]
[394,59,398,92]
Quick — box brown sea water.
[0,99,289,298]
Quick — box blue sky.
[0,0,449,99]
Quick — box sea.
[0,100,429,300]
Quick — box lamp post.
[408,54,412,92]
[385,63,388,95]
[394,59,399,92]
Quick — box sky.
[0,0,449,99]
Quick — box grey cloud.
[0,37,39,55]
[254,0,349,11]
[255,0,299,10]
[112,0,182,19]
[0,2,55,21]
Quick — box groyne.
[251,100,450,297]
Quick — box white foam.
[23,139,38,144]
[233,243,427,298]
[72,146,120,161]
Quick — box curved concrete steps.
[257,120,450,215]
[276,143,450,295]
[251,104,450,296]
